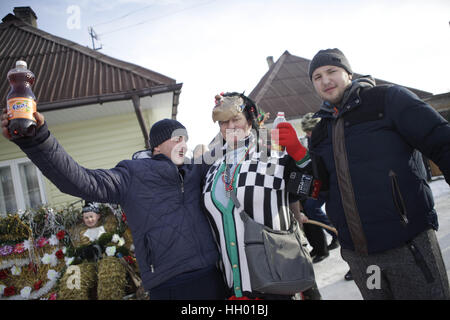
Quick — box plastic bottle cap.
[277,112,285,117]
[16,60,27,68]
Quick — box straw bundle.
[97,257,127,300]
[57,262,97,300]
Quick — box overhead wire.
[91,3,155,28]
[96,0,217,38]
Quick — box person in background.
[301,113,352,279]
[307,48,450,299]
[300,113,338,263]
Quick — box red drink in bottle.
[6,60,37,139]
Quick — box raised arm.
[1,109,131,204]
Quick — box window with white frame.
[0,158,47,216]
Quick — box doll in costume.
[59,202,136,300]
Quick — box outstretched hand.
[273,122,307,161]
[1,108,45,140]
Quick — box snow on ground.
[313,177,450,300]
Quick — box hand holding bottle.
[275,122,307,161]
[1,108,44,140]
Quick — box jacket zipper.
[179,171,184,193]
[389,170,409,226]
[174,164,184,194]
[144,235,155,273]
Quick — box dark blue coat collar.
[314,76,376,119]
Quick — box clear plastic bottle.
[272,111,287,151]
[6,60,37,139]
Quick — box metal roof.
[0,17,180,110]
[249,50,434,122]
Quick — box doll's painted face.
[82,211,101,228]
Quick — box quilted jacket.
[15,123,220,291]
[310,77,450,254]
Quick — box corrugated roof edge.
[0,19,176,86]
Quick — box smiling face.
[153,135,188,166]
[218,112,252,148]
[311,65,353,105]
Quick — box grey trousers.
[341,228,450,300]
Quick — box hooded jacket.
[310,76,450,254]
[14,124,220,291]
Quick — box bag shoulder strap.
[229,189,250,223]
[231,188,298,230]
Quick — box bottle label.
[270,128,286,151]
[6,97,36,120]
[271,143,285,152]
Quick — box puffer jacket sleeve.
[14,122,131,204]
[386,86,450,185]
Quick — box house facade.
[0,7,182,215]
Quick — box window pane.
[18,162,42,209]
[0,166,17,214]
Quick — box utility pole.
[88,26,102,51]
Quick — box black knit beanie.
[308,48,352,80]
[149,119,187,151]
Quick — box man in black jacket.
[308,48,450,299]
[1,111,227,300]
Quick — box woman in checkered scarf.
[202,92,311,299]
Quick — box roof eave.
[0,20,177,86]
[38,83,183,112]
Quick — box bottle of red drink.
[6,60,37,139]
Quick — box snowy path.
[314,178,450,300]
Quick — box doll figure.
[81,202,106,243]
[59,202,135,300]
